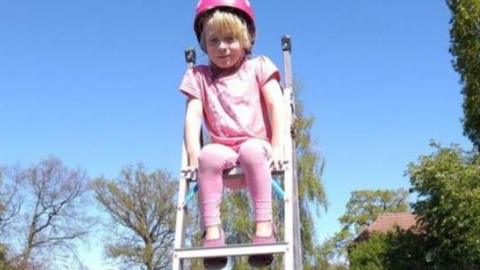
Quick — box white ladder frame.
[173,36,302,270]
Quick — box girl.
[179,0,285,268]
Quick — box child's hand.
[270,147,285,171]
[182,165,198,180]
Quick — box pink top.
[179,55,280,150]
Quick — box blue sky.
[0,0,473,268]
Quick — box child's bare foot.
[255,221,273,237]
[249,221,276,267]
[205,225,222,240]
[202,225,227,269]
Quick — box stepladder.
[173,36,302,270]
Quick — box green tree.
[446,0,480,150]
[348,229,429,270]
[333,189,409,257]
[313,238,348,270]
[93,165,177,270]
[339,189,409,234]
[294,84,329,269]
[408,144,480,268]
[348,233,389,270]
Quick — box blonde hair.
[200,10,252,52]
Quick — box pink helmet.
[194,0,256,43]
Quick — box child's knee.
[238,139,271,165]
[198,145,223,170]
[199,144,235,171]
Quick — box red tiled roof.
[366,212,417,233]
[355,212,418,242]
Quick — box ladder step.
[174,242,288,259]
[184,167,286,182]
[224,167,285,178]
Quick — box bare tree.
[0,167,21,236]
[2,157,94,270]
[93,164,177,270]
[0,167,20,269]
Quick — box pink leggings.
[197,138,272,227]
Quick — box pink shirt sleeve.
[255,56,281,88]
[179,67,201,99]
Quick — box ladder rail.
[173,144,189,270]
[282,35,303,270]
[172,49,197,270]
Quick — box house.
[354,212,418,242]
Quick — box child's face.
[204,23,244,69]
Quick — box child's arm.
[261,78,285,170]
[184,97,203,168]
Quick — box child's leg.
[198,143,237,229]
[237,139,273,227]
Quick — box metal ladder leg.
[282,35,303,270]
[172,143,189,270]
[172,48,197,270]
